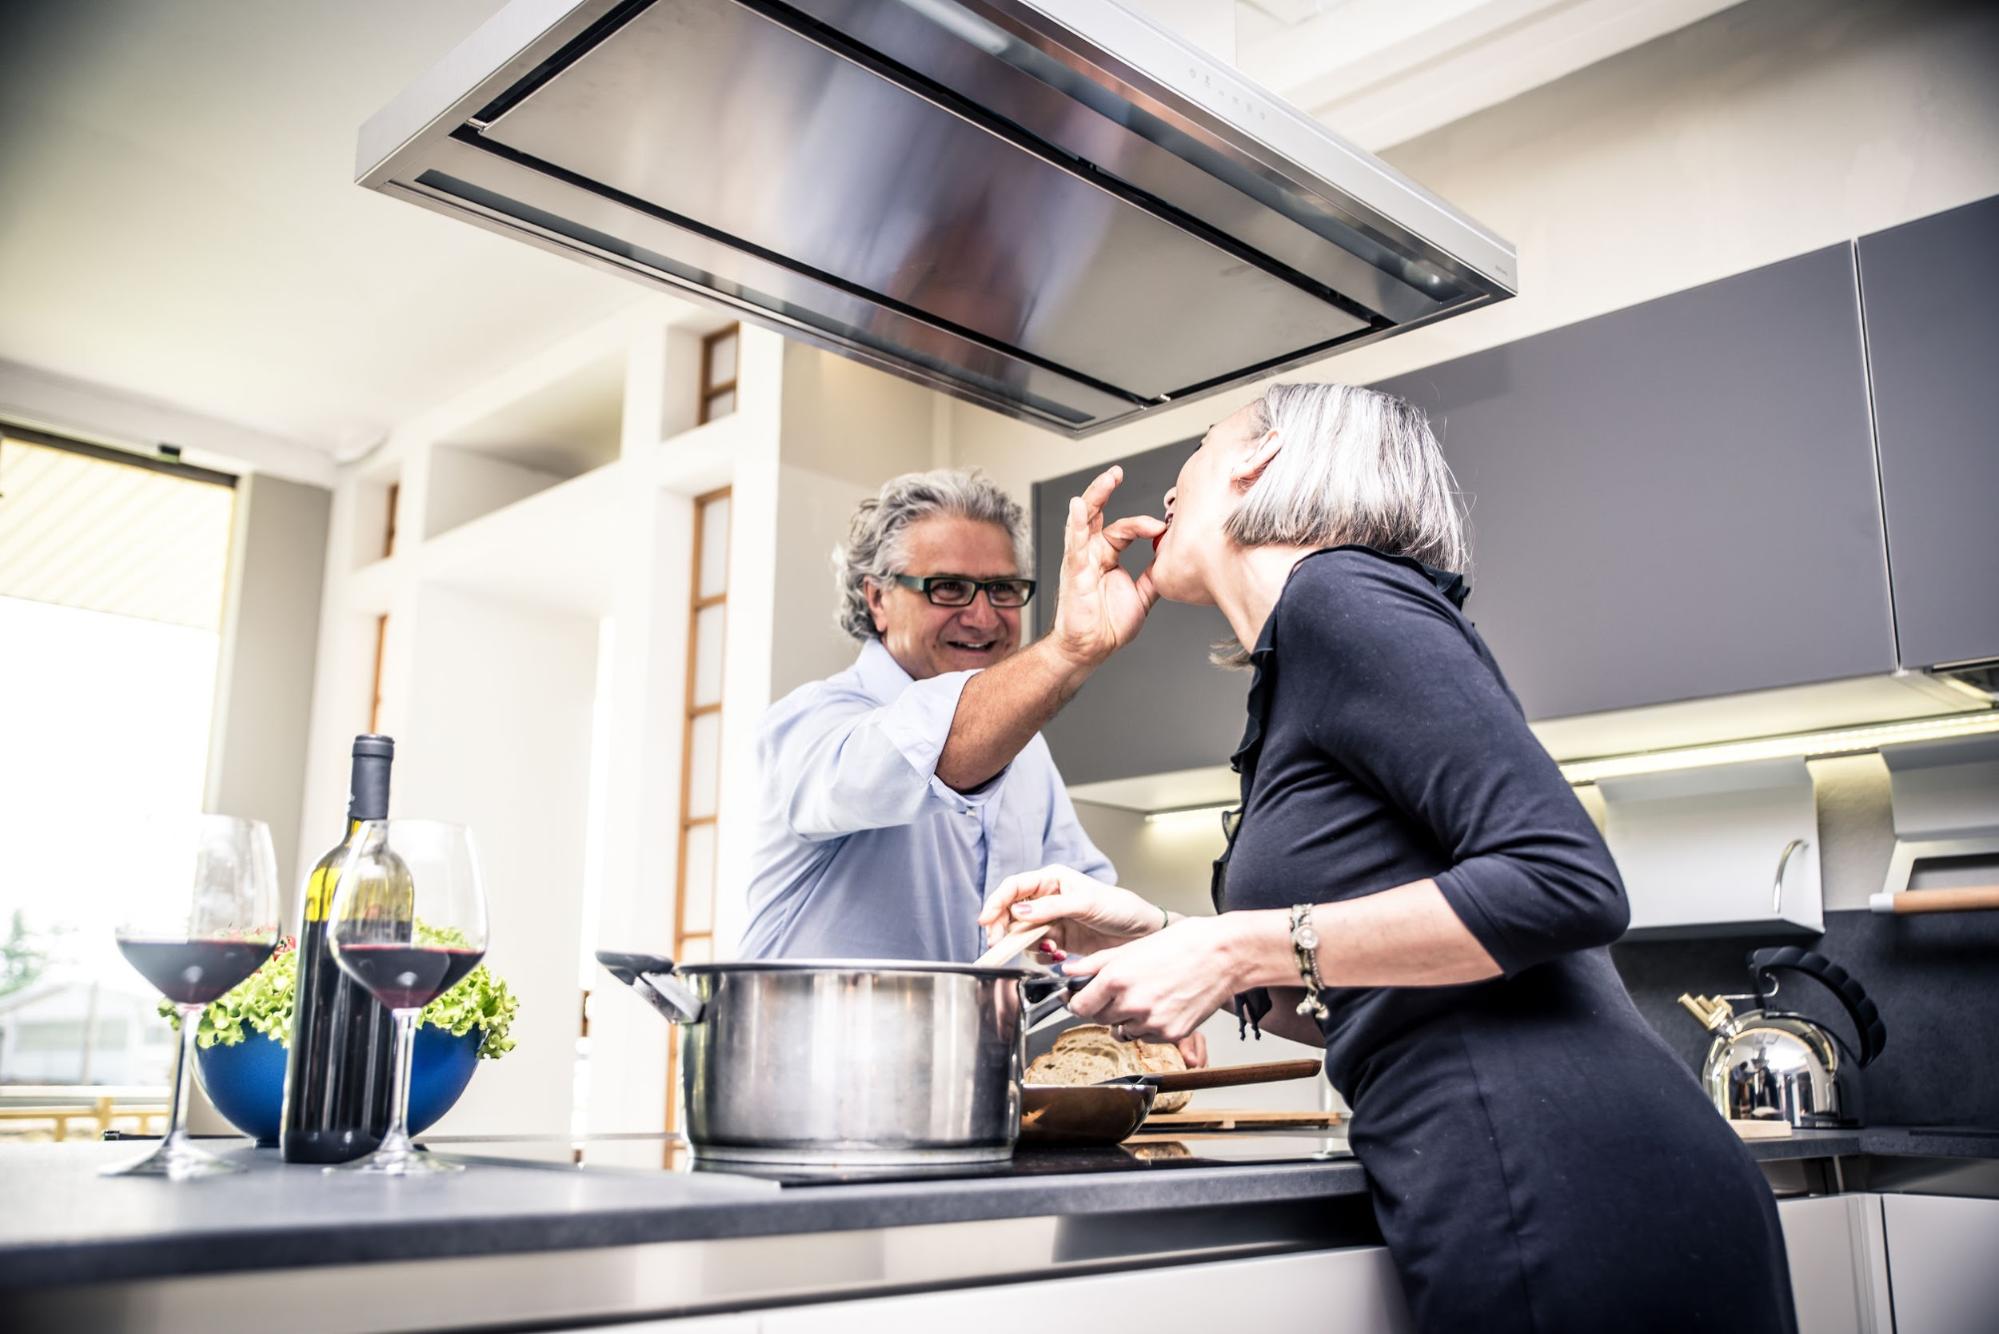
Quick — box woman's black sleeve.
[1293,558,1629,975]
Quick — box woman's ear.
[1232,429,1284,490]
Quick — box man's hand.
[932,468,1161,791]
[1048,466,1165,669]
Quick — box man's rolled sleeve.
[773,668,1012,839]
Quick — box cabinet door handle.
[1772,838,1807,914]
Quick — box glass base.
[325,1143,461,1176]
[102,1138,243,1180]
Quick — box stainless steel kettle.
[1678,947,1887,1128]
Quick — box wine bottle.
[280,734,400,1163]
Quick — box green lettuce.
[161,926,518,1060]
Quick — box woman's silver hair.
[1228,382,1469,573]
[1214,382,1469,665]
[834,468,1028,641]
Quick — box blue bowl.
[196,1027,483,1146]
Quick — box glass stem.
[380,1009,418,1155]
[164,1004,201,1150]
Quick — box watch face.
[1297,927,1319,950]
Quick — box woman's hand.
[1048,466,1166,668]
[1062,916,1244,1044]
[980,864,1166,957]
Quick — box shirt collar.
[855,637,915,702]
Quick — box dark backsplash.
[1611,908,1999,1128]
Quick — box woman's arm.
[1229,882,1500,991]
[1060,882,1499,1042]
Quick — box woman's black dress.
[1219,546,1795,1334]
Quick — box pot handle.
[596,950,705,1025]
[1747,946,1886,1067]
[1023,974,1090,1028]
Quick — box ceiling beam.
[1240,0,1750,150]
[0,361,337,488]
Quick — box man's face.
[866,515,1023,680]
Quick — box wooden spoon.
[973,921,1050,968]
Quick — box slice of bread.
[1134,1041,1191,1113]
[1023,1025,1192,1112]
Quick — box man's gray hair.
[1227,382,1469,574]
[834,468,1028,641]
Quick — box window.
[0,428,235,1105]
[698,325,739,424]
[666,486,729,1145]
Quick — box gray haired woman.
[982,383,1795,1333]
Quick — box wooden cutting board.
[1729,1119,1794,1140]
[1142,1109,1343,1132]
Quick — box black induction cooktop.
[428,1131,1352,1186]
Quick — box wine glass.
[109,814,280,1179]
[325,819,488,1175]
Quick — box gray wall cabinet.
[1374,243,1895,721]
[1028,223,1989,788]
[1857,193,1999,670]
[1033,442,1245,788]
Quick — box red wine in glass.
[336,943,484,1011]
[326,818,489,1176]
[108,814,280,1180]
[117,939,273,1006]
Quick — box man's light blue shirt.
[739,638,1114,963]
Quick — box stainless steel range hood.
[359,0,1517,436]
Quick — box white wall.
[769,343,943,699]
[421,447,563,541]
[204,472,333,915]
[397,583,599,1142]
[949,0,1999,506]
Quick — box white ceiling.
[0,1,649,462]
[0,0,1741,469]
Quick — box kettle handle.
[1746,946,1886,1067]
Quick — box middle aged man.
[740,466,1160,962]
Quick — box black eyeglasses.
[890,574,1036,608]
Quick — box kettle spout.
[1677,993,1734,1032]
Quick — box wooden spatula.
[1103,1058,1323,1093]
[973,921,1050,968]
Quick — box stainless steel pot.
[597,952,1041,1166]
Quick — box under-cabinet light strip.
[1140,708,1999,822]
[1556,708,1999,784]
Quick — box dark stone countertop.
[3,1125,1993,1292]
[0,1140,1371,1290]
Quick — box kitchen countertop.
[3,1126,1994,1293]
[0,1138,1373,1290]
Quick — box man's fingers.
[1133,566,1160,612]
[1063,496,1089,562]
[1076,466,1124,529]
[1100,514,1166,552]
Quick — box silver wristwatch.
[1289,903,1330,1020]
